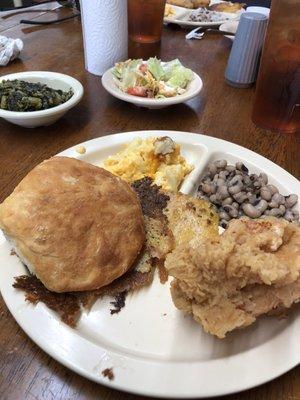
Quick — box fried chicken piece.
[165,217,300,338]
[167,0,210,9]
[192,0,210,8]
[208,2,245,12]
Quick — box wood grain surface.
[0,6,299,400]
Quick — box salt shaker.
[225,12,268,88]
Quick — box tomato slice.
[126,87,148,97]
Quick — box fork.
[186,27,236,40]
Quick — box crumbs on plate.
[102,367,114,381]
[75,145,86,154]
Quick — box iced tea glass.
[127,0,167,44]
[251,0,300,134]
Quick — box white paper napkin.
[80,0,128,76]
[0,36,23,66]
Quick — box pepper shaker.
[225,12,268,88]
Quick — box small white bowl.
[101,68,202,109]
[0,71,84,128]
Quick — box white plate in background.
[164,6,239,28]
[0,131,299,398]
[164,2,243,28]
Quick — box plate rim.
[0,130,299,398]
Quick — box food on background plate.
[103,136,193,192]
[112,58,194,99]
[197,159,299,228]
[164,4,176,17]
[166,0,244,11]
[208,2,245,13]
[0,80,73,112]
[189,8,233,22]
[166,0,209,9]
[0,157,145,292]
[166,217,300,338]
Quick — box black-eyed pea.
[208,163,217,176]
[222,197,233,206]
[266,184,279,195]
[285,194,298,209]
[260,186,272,201]
[228,183,243,195]
[259,172,268,185]
[215,159,227,169]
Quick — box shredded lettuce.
[121,69,137,89]
[111,57,194,98]
[111,68,121,80]
[166,66,194,89]
[155,94,167,99]
[162,59,182,80]
[147,57,164,81]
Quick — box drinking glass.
[251,0,300,133]
[127,0,166,44]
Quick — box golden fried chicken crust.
[208,2,245,12]
[166,217,300,338]
[167,0,210,9]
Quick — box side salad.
[112,58,194,99]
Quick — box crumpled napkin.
[186,27,205,40]
[0,35,23,66]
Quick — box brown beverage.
[128,40,161,59]
[128,0,166,44]
[252,0,300,134]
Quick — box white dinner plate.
[0,131,299,398]
[101,68,203,109]
[164,4,240,28]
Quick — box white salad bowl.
[101,68,203,109]
[0,71,84,128]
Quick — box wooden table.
[0,6,299,400]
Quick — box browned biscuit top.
[0,156,145,292]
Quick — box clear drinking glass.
[127,0,167,44]
[251,0,300,133]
